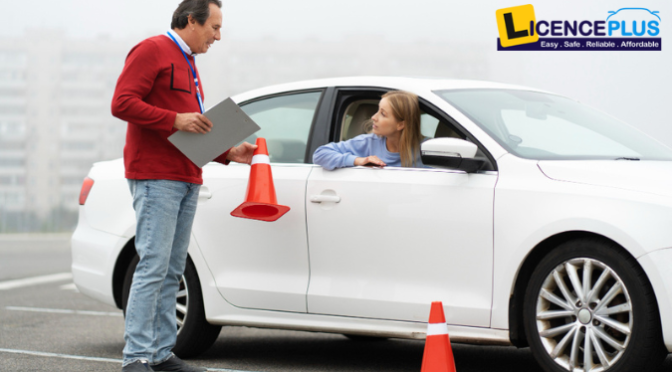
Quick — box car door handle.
[310,195,341,203]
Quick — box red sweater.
[111,34,228,184]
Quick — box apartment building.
[0,30,129,231]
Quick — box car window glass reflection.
[240,91,322,163]
[437,89,672,161]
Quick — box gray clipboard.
[168,98,260,168]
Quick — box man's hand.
[226,142,258,164]
[174,113,213,134]
[354,155,386,167]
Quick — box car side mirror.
[421,138,484,173]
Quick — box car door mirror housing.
[421,138,484,173]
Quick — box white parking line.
[6,306,123,317]
[0,348,120,363]
[0,348,259,371]
[0,272,72,290]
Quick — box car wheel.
[122,254,222,358]
[523,238,666,372]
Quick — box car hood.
[538,160,672,198]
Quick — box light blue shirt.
[313,134,425,171]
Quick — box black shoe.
[122,360,154,372]
[151,355,206,372]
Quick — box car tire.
[523,238,667,372]
[122,254,222,358]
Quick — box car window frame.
[238,88,329,164]
[312,86,498,171]
[419,96,498,171]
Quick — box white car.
[72,77,672,372]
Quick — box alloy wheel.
[535,257,632,371]
[176,274,189,335]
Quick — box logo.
[496,5,662,51]
[496,5,539,47]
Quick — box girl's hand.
[354,156,386,167]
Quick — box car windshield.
[435,89,672,161]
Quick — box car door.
[305,91,497,326]
[191,90,324,313]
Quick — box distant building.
[0,30,489,232]
[0,30,130,231]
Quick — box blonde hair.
[381,90,422,167]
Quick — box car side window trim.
[305,87,335,164]
[238,88,326,164]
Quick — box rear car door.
[191,90,324,313]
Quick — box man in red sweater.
[111,1,255,371]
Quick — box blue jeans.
[123,179,200,366]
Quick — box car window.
[420,113,440,138]
[240,91,322,163]
[331,92,492,170]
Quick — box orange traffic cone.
[230,137,290,222]
[421,301,456,372]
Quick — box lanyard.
[167,32,205,114]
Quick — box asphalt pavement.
[2,234,672,372]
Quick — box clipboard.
[168,98,261,168]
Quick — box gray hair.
[171,0,222,29]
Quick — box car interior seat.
[341,100,379,140]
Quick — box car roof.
[231,76,550,103]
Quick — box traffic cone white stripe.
[231,137,290,222]
[427,323,449,336]
[421,301,456,372]
[251,154,270,165]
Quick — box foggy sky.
[2,0,671,146]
